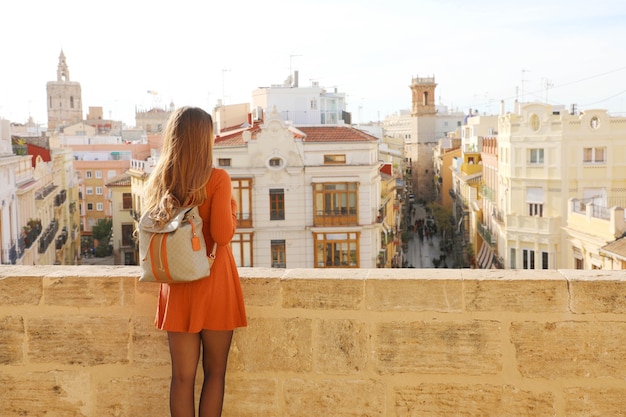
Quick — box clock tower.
[46,50,83,131]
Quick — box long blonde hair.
[143,106,214,225]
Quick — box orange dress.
[155,168,247,332]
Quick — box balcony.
[0,267,623,416]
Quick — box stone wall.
[1,266,625,416]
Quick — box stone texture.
[0,371,90,416]
[29,316,130,366]
[375,320,502,375]
[365,278,462,312]
[284,378,385,417]
[569,280,626,314]
[511,321,626,378]
[43,276,125,307]
[465,279,569,312]
[0,276,42,304]
[131,315,169,366]
[564,387,626,417]
[229,317,312,372]
[0,315,24,364]
[394,384,555,417]
[95,375,170,417]
[314,319,368,374]
[282,278,362,309]
[240,277,281,306]
[223,377,279,417]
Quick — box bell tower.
[47,50,83,131]
[409,75,438,200]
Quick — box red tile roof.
[214,125,377,147]
[298,126,378,143]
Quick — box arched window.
[70,96,74,108]
[423,91,429,106]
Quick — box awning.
[477,243,494,269]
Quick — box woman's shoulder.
[210,168,230,183]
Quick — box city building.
[251,72,350,126]
[106,173,134,265]
[46,50,83,131]
[449,102,626,270]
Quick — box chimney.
[293,70,299,88]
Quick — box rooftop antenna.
[521,69,530,103]
[544,78,554,103]
[221,69,231,105]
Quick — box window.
[122,193,132,210]
[324,154,346,164]
[271,240,286,268]
[270,189,285,220]
[541,252,549,269]
[268,157,283,167]
[231,232,253,267]
[96,187,103,195]
[526,187,544,217]
[232,178,253,228]
[121,224,134,247]
[314,232,359,268]
[87,203,93,211]
[85,170,92,179]
[510,248,516,269]
[96,203,104,211]
[95,170,102,179]
[218,158,231,167]
[528,203,543,217]
[70,96,74,108]
[313,182,358,226]
[575,258,583,269]
[522,249,535,269]
[86,187,93,195]
[529,148,544,164]
[583,147,606,164]
[310,99,317,110]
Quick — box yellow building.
[497,103,626,269]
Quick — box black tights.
[167,330,233,417]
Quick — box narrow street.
[405,203,449,269]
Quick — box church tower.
[46,50,83,131]
[409,76,438,200]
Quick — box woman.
[143,106,247,417]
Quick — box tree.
[92,218,113,257]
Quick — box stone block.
[223,377,279,417]
[131,316,169,366]
[29,316,130,366]
[229,317,312,372]
[314,319,368,374]
[365,278,462,312]
[375,320,502,375]
[0,371,91,416]
[464,278,569,313]
[394,383,555,417]
[511,321,626,378]
[0,276,42,304]
[284,378,385,417]
[95,375,170,417]
[0,315,24,364]
[43,276,125,307]
[564,387,626,417]
[240,277,281,306]
[569,280,626,314]
[282,279,362,310]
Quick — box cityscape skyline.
[2,0,626,127]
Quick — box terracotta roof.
[214,124,378,147]
[105,173,131,187]
[600,236,626,259]
[297,126,378,143]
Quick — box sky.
[2,0,626,127]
